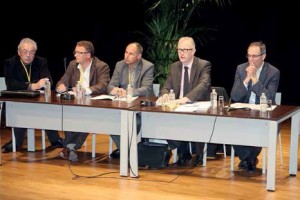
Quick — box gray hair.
[17,38,37,51]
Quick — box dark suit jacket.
[107,58,154,97]
[160,56,211,101]
[4,55,53,90]
[56,57,110,95]
[230,62,280,104]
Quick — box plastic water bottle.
[44,79,51,97]
[210,89,217,108]
[126,84,133,103]
[260,92,267,112]
[76,81,83,100]
[169,89,175,101]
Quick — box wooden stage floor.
[0,119,299,200]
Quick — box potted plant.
[143,0,228,88]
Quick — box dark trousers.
[111,112,141,149]
[63,132,89,150]
[233,145,262,162]
[206,143,232,157]
[13,128,61,147]
[167,140,205,157]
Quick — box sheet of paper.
[91,95,115,100]
[91,95,138,102]
[229,103,277,111]
[175,101,211,112]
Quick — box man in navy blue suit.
[231,41,280,173]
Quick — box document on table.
[228,103,277,111]
[175,101,211,112]
[91,95,138,101]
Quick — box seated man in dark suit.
[230,41,280,173]
[156,36,211,166]
[1,37,63,153]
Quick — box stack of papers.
[91,95,138,102]
[175,101,211,112]
[229,103,277,111]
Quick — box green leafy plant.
[144,0,228,87]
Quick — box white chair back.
[275,92,281,105]
[153,83,160,97]
[0,77,6,91]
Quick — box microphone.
[63,57,67,71]
[226,98,251,112]
[226,98,237,112]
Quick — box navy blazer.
[230,62,280,104]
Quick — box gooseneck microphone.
[63,57,67,71]
[226,98,251,112]
[226,98,237,112]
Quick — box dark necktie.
[183,66,190,96]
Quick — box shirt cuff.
[84,88,92,95]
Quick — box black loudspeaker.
[137,141,172,169]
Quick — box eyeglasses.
[73,51,89,55]
[177,48,193,53]
[20,49,36,56]
[246,54,263,59]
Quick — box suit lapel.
[89,62,95,85]
[133,61,142,88]
[175,64,182,95]
[258,63,268,83]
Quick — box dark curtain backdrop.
[1,0,299,105]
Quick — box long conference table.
[1,92,139,177]
[128,97,300,192]
[1,94,300,191]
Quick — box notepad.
[175,101,211,112]
[91,95,138,101]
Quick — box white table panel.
[6,101,62,130]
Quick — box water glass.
[267,99,272,111]
[218,96,224,110]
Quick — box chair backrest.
[211,86,229,101]
[153,83,160,97]
[275,92,281,105]
[0,77,6,91]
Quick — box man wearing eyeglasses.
[2,37,64,153]
[56,40,110,162]
[230,41,280,173]
[157,36,212,166]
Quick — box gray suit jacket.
[107,58,154,97]
[160,56,211,101]
[56,57,110,95]
[230,62,280,104]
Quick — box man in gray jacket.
[107,42,154,158]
